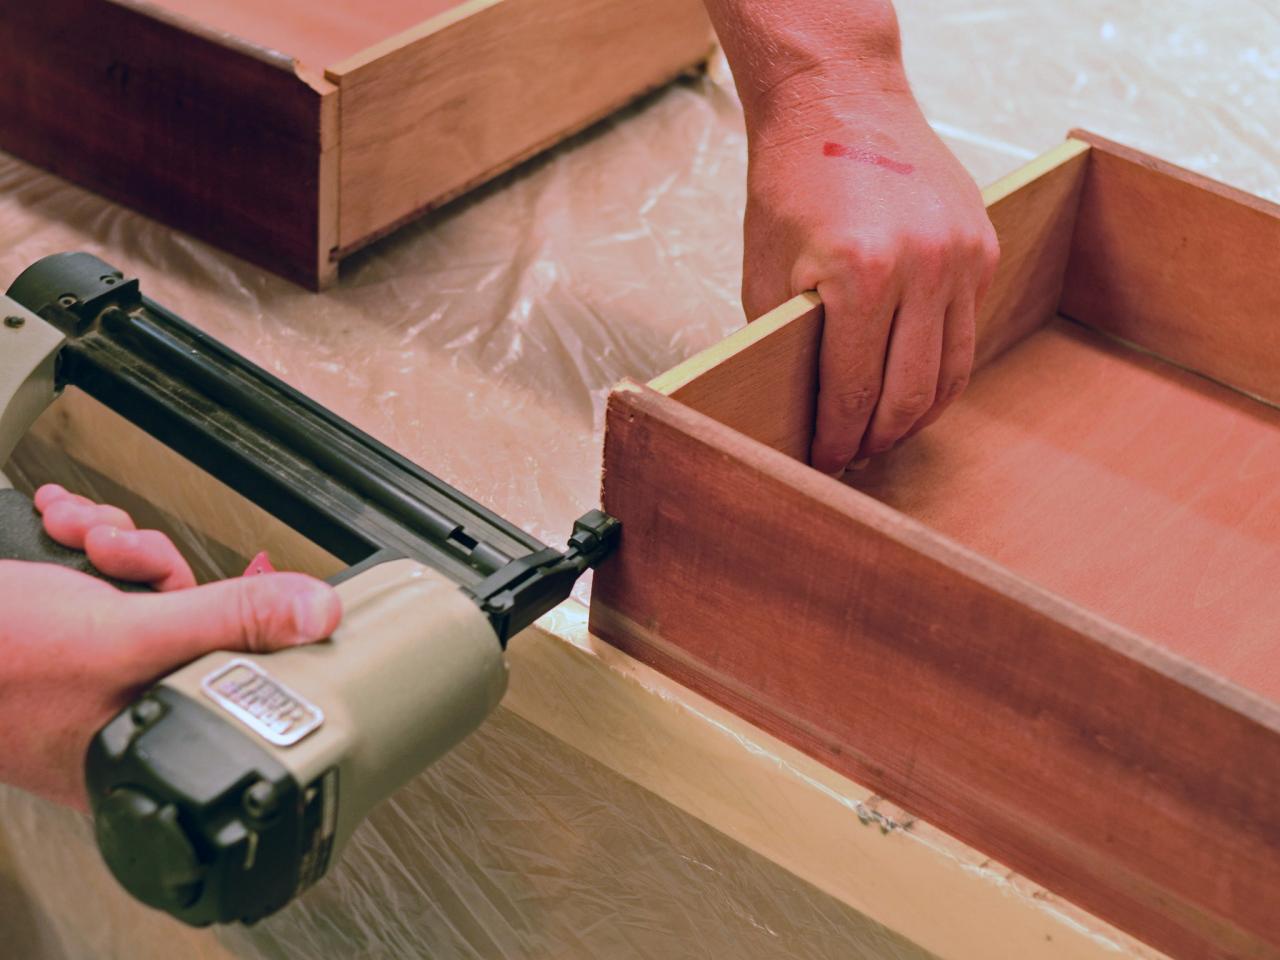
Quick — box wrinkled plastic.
[0,0,1276,956]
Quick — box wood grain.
[2,0,709,285]
[1062,129,1280,406]
[0,0,336,288]
[7,375,1159,960]
[975,138,1090,368]
[591,381,1280,960]
[328,0,716,253]
[649,141,1090,463]
[651,293,823,460]
[848,317,1280,703]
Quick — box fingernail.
[850,458,871,471]
[34,483,65,508]
[291,588,338,641]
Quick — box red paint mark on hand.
[823,141,914,175]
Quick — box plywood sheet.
[593,380,1280,960]
[1062,130,1280,406]
[330,0,715,250]
[847,318,1280,701]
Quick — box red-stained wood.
[650,293,823,461]
[0,0,336,288]
[847,318,1280,704]
[594,137,1280,958]
[591,381,1280,960]
[1062,129,1280,406]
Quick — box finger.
[907,288,976,437]
[83,525,197,592]
[242,551,278,577]
[741,249,793,323]
[40,499,136,550]
[33,483,94,513]
[858,286,946,457]
[809,277,897,474]
[117,573,342,678]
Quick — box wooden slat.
[590,381,1280,960]
[0,0,336,288]
[327,0,715,253]
[650,293,822,460]
[975,138,1090,367]
[1062,129,1280,406]
[649,141,1090,461]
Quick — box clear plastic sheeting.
[0,712,935,960]
[0,1,1276,957]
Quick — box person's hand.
[0,484,341,811]
[740,75,1000,473]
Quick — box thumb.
[114,573,342,679]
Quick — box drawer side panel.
[0,0,333,288]
[592,380,1280,960]
[1062,129,1280,406]
[330,0,715,252]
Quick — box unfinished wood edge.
[323,0,504,79]
[512,601,1165,960]
[280,62,340,289]
[1068,128,1280,217]
[609,381,1280,735]
[980,137,1091,207]
[648,292,822,396]
[312,76,342,289]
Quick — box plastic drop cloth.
[0,1,1276,956]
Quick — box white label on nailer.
[201,659,324,747]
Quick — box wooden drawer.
[0,0,714,288]
[591,131,1280,960]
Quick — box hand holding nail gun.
[0,253,618,926]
